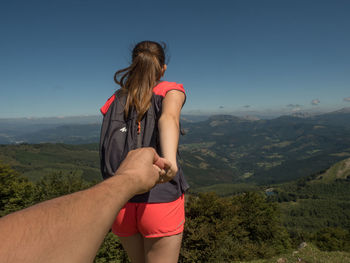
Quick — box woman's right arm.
[158,90,185,182]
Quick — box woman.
[100,41,189,263]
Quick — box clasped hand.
[115,148,178,194]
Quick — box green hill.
[180,112,350,185]
[1,109,350,185]
[310,157,350,183]
[236,243,350,263]
[191,157,350,255]
[0,143,100,182]
[266,158,350,243]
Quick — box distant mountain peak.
[242,115,260,121]
[208,114,242,121]
[330,107,350,114]
[290,112,313,118]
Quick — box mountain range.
[180,108,350,185]
[0,108,350,185]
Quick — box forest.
[1,147,350,262]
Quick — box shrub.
[180,192,291,262]
[0,163,35,216]
[313,227,350,252]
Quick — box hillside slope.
[0,144,100,182]
[268,157,350,234]
[1,109,350,185]
[180,111,350,185]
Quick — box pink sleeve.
[100,94,116,115]
[153,81,185,97]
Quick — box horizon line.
[1,106,349,120]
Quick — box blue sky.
[1,0,350,118]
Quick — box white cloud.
[344,97,350,102]
[311,99,320,105]
[286,104,301,108]
[291,107,302,112]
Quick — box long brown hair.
[114,41,166,121]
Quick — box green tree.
[35,171,93,202]
[94,232,129,262]
[0,163,35,217]
[34,171,92,202]
[314,227,350,252]
[181,192,244,262]
[180,192,291,262]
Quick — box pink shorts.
[112,194,185,238]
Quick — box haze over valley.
[1,107,350,187]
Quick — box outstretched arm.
[0,148,170,263]
[158,90,185,182]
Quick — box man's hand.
[115,148,171,195]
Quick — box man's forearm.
[0,148,166,263]
[0,174,135,263]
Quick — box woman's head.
[132,41,166,72]
[114,41,167,120]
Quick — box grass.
[234,243,350,263]
[311,158,350,183]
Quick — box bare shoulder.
[164,90,185,102]
[163,90,185,111]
